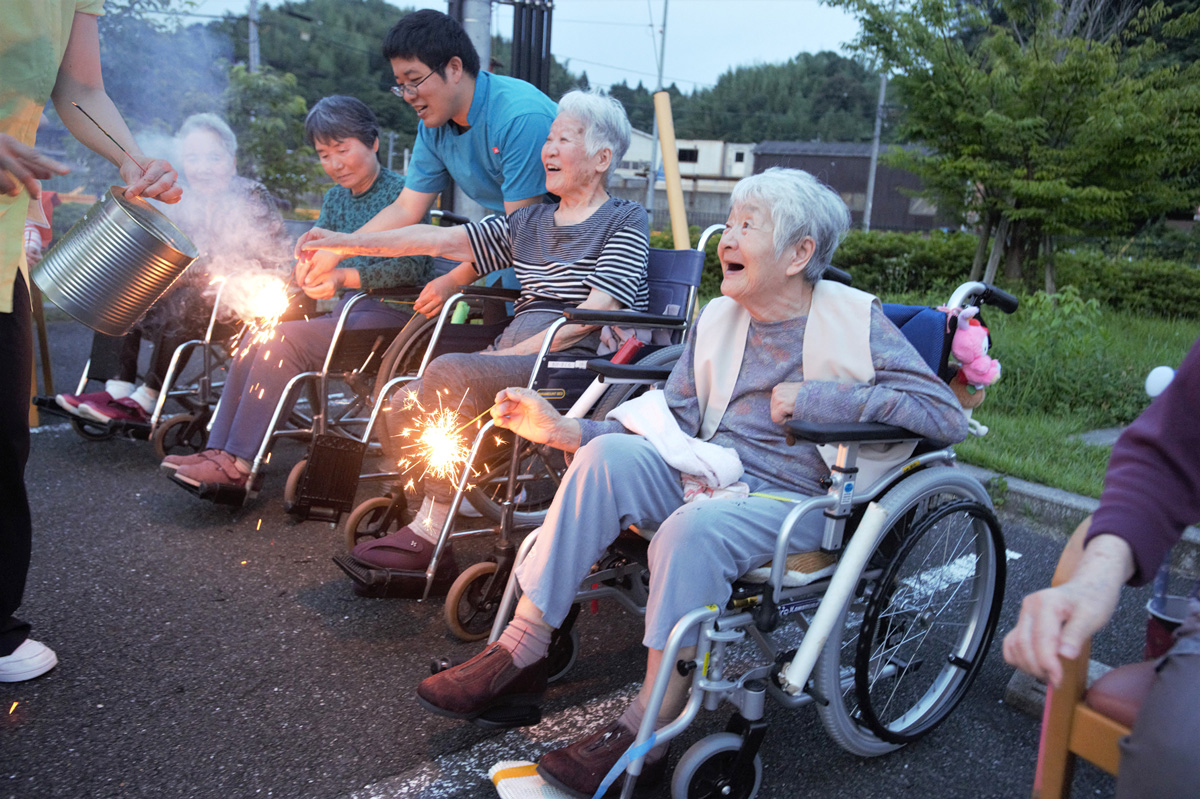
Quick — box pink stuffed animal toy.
[952,308,1001,389]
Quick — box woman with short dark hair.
[164,96,434,496]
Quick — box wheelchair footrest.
[169,473,260,506]
[331,553,458,599]
[472,703,542,730]
[294,434,368,519]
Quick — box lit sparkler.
[394,388,493,484]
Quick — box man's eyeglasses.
[391,63,445,99]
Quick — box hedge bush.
[831,230,976,297]
[1052,249,1200,320]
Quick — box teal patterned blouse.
[313,167,435,290]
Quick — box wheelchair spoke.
[814,470,1005,755]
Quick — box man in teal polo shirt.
[296,9,556,318]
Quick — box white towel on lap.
[606,391,748,502]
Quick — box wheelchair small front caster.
[672,732,763,799]
[430,656,464,675]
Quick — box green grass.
[955,410,1113,498]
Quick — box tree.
[833,0,1200,288]
[223,65,326,205]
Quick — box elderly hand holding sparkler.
[491,387,583,453]
[301,222,480,318]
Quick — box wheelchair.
[30,276,296,455]
[171,214,483,506]
[454,279,1019,798]
[327,231,719,614]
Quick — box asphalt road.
[3,318,1151,799]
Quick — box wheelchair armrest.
[784,419,921,446]
[456,285,522,302]
[586,358,673,383]
[363,286,421,299]
[563,308,687,330]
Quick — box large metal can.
[31,186,198,336]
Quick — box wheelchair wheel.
[464,344,687,527]
[282,459,306,510]
[854,499,1004,744]
[152,414,207,459]
[70,415,116,441]
[590,343,685,420]
[546,623,579,685]
[343,496,399,551]
[464,439,566,527]
[813,467,1003,757]
[671,732,762,799]
[444,561,504,642]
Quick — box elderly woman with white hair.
[413,167,970,797]
[55,113,287,425]
[302,89,650,584]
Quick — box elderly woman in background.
[56,113,289,425]
[415,168,970,797]
[301,90,649,586]
[163,96,434,495]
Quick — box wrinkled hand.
[492,387,569,446]
[0,134,69,198]
[295,226,351,258]
[1002,579,1121,688]
[121,157,181,203]
[295,247,343,296]
[770,382,802,424]
[299,266,348,300]
[414,272,462,319]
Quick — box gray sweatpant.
[1115,600,1200,799]
[513,434,824,649]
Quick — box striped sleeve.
[586,225,650,311]
[464,215,515,276]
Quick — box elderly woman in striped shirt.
[302,90,649,582]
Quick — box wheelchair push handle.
[947,281,1019,314]
[429,209,472,227]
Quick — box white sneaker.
[0,639,58,682]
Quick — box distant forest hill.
[207,0,889,149]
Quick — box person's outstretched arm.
[51,12,180,202]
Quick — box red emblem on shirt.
[493,147,500,154]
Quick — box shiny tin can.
[32,186,198,336]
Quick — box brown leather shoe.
[537,719,668,798]
[416,642,547,720]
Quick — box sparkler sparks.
[395,389,491,484]
[227,274,293,353]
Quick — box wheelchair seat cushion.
[739,550,837,587]
[1084,659,1158,728]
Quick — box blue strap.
[591,731,658,799]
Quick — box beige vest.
[691,280,916,487]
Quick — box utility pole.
[248,0,260,73]
[387,131,397,172]
[453,0,491,220]
[643,0,669,225]
[863,71,886,231]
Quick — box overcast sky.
[183,0,864,94]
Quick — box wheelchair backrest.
[646,247,706,343]
[881,303,954,382]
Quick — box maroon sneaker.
[172,450,249,489]
[161,450,215,473]
[55,390,113,417]
[77,396,149,424]
[351,525,441,571]
[416,642,547,720]
[538,719,668,798]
